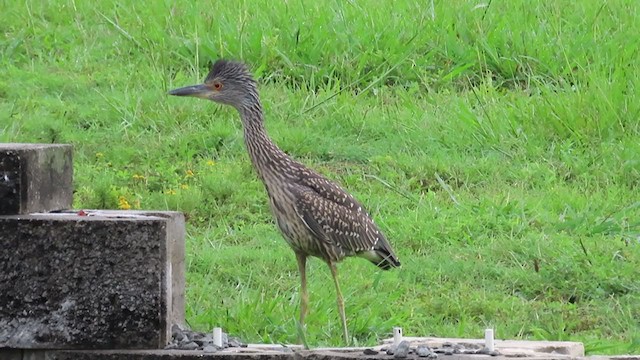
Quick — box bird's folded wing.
[293,188,384,255]
[298,173,369,215]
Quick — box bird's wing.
[298,171,369,215]
[292,175,399,268]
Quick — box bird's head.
[168,59,258,109]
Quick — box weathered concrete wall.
[0,143,73,215]
[0,211,185,349]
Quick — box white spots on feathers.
[246,133,396,264]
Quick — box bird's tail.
[372,248,401,270]
[360,245,401,270]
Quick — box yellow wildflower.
[185,169,194,178]
[206,160,215,166]
[132,174,145,181]
[165,189,176,195]
[95,152,104,158]
[180,184,189,190]
[118,195,131,210]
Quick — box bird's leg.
[296,253,308,342]
[329,261,349,345]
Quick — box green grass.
[1,0,639,354]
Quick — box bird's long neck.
[238,102,295,183]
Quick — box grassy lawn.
[1,0,639,354]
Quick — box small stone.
[203,345,218,353]
[164,343,178,350]
[363,348,379,355]
[179,335,191,345]
[194,339,208,346]
[386,347,395,355]
[227,336,246,348]
[444,349,453,356]
[416,345,437,358]
[195,334,214,347]
[476,347,500,356]
[181,341,199,350]
[171,324,185,342]
[394,341,410,359]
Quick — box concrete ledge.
[4,349,295,360]
[380,337,585,357]
[0,210,185,349]
[6,348,637,360]
[0,143,73,215]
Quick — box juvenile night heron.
[169,59,400,343]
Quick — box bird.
[168,59,400,344]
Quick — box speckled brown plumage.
[169,59,400,344]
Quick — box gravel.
[368,342,500,358]
[435,342,500,356]
[165,324,247,350]
[167,325,498,357]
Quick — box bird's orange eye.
[213,82,222,90]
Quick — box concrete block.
[0,143,73,215]
[0,210,185,349]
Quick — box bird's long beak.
[168,84,212,99]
